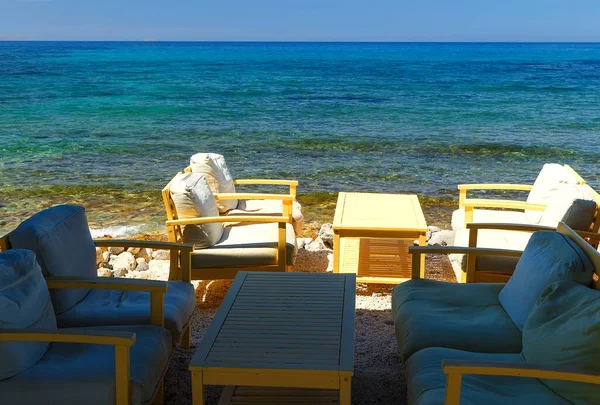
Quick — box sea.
[1,41,599,236]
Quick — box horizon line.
[1,40,600,44]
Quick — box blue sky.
[1,0,599,41]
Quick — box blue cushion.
[0,325,172,405]
[392,279,521,361]
[9,205,97,314]
[0,250,57,381]
[522,281,600,405]
[498,231,594,330]
[406,347,571,405]
[56,281,196,342]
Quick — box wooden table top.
[190,272,356,375]
[332,192,427,233]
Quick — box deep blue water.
[1,42,599,234]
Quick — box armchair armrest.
[466,223,555,233]
[0,328,136,346]
[166,214,291,227]
[461,199,546,211]
[234,179,298,186]
[93,240,193,283]
[409,246,523,279]
[442,359,600,405]
[215,193,295,201]
[46,277,167,327]
[457,183,533,191]
[0,328,138,404]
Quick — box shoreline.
[0,190,457,238]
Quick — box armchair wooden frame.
[0,234,194,349]
[443,360,600,405]
[0,328,166,405]
[457,164,590,226]
[162,174,294,280]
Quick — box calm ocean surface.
[1,42,600,235]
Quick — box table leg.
[340,376,351,405]
[419,233,426,279]
[192,371,205,405]
[333,234,341,273]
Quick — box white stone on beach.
[318,223,334,248]
[102,251,110,262]
[426,225,442,241]
[135,261,150,272]
[112,251,136,273]
[296,237,313,249]
[427,230,455,246]
[152,249,170,260]
[306,237,329,251]
[148,260,171,279]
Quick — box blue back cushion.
[522,281,600,405]
[0,250,57,380]
[498,231,594,330]
[9,205,96,314]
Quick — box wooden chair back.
[161,174,184,243]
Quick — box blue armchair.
[2,204,196,348]
[0,249,172,405]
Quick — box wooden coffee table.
[189,272,356,405]
[333,192,428,283]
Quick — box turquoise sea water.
[1,42,600,235]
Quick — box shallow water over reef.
[1,42,599,235]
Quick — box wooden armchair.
[162,174,296,280]
[455,164,586,228]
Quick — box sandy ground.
[162,254,455,405]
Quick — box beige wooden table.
[189,272,356,405]
[332,192,428,283]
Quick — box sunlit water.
[1,42,599,235]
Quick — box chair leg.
[153,382,165,405]
[181,324,191,349]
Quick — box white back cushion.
[525,164,581,223]
[190,153,237,213]
[538,184,596,230]
[170,172,223,248]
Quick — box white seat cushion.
[451,208,529,231]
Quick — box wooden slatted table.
[189,272,356,405]
[333,192,428,284]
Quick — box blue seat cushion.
[0,250,57,381]
[499,231,594,331]
[392,279,521,361]
[406,347,571,405]
[0,325,172,405]
[9,204,97,314]
[56,281,196,342]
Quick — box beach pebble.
[112,267,128,277]
[427,230,455,246]
[127,247,141,255]
[108,246,125,255]
[426,225,442,241]
[135,261,149,272]
[112,251,136,273]
[135,248,153,262]
[97,268,113,278]
[148,260,171,279]
[296,237,313,249]
[152,249,170,260]
[95,247,106,265]
[318,223,334,248]
[102,251,110,262]
[306,237,330,251]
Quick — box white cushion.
[190,153,237,213]
[170,172,223,248]
[538,184,596,230]
[525,164,581,223]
